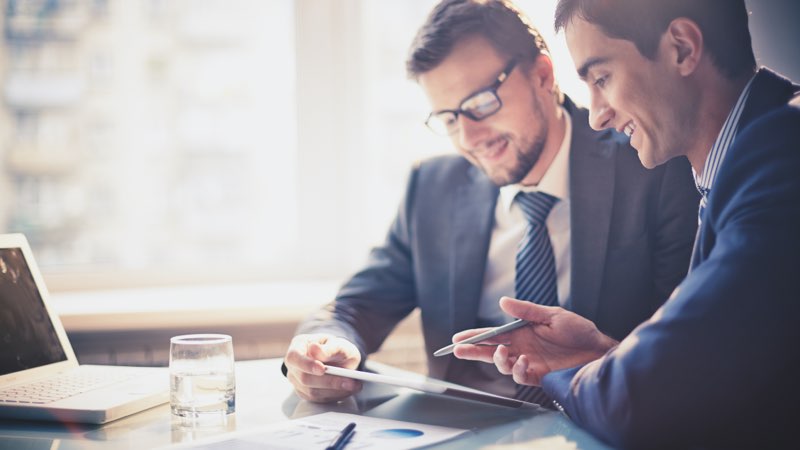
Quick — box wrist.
[596,334,618,356]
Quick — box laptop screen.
[0,247,67,376]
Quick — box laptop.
[0,233,169,424]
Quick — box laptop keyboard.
[1,367,140,405]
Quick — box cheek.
[449,134,470,154]
[610,83,639,113]
[448,134,460,148]
[454,144,479,164]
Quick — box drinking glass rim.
[170,334,232,345]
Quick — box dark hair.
[554,0,756,80]
[407,0,549,78]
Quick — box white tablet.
[324,365,536,409]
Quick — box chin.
[487,173,514,187]
[638,157,659,170]
[636,150,661,170]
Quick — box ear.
[664,18,703,76]
[525,53,556,93]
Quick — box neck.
[520,106,566,186]
[687,71,754,175]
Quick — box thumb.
[499,296,553,324]
[307,340,340,363]
[309,337,356,365]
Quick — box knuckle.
[297,371,319,387]
[306,387,321,399]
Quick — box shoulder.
[415,153,469,170]
[731,103,800,167]
[413,154,480,184]
[728,104,800,181]
[718,70,800,186]
[710,105,800,224]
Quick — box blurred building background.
[0,0,301,288]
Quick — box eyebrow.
[577,56,611,80]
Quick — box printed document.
[166,412,468,449]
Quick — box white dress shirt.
[477,109,572,325]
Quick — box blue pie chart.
[370,428,425,439]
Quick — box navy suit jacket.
[298,99,699,395]
[543,69,800,449]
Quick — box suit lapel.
[690,68,799,270]
[568,106,616,319]
[449,167,498,336]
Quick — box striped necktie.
[513,191,559,407]
[515,191,559,306]
[697,187,710,225]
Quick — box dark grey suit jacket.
[297,99,699,391]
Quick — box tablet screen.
[324,365,537,409]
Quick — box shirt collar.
[499,107,572,211]
[693,74,757,198]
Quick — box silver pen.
[433,318,528,357]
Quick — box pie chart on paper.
[370,428,425,439]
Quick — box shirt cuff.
[542,365,584,418]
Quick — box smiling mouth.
[623,121,636,137]
[473,136,508,159]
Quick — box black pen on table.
[325,422,356,450]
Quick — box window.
[0,0,583,291]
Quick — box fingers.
[511,354,537,385]
[285,336,326,376]
[287,369,362,403]
[452,327,493,343]
[499,296,556,323]
[284,334,362,403]
[511,354,528,384]
[452,342,498,363]
[492,344,516,375]
[512,354,551,386]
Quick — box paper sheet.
[166,412,468,449]
[483,435,579,450]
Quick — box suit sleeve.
[543,108,800,449]
[295,164,421,362]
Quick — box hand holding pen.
[433,318,529,357]
[446,297,618,386]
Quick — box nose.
[456,114,490,150]
[588,92,613,131]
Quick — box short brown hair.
[554,0,756,80]
[407,0,546,75]
[407,0,562,102]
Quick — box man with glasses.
[282,0,698,405]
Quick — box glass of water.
[169,334,236,420]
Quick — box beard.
[500,131,547,185]
[482,95,549,186]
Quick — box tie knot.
[516,191,558,225]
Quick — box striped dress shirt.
[693,75,756,223]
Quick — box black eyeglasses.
[425,58,518,136]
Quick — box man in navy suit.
[453,0,800,448]
[282,0,698,404]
